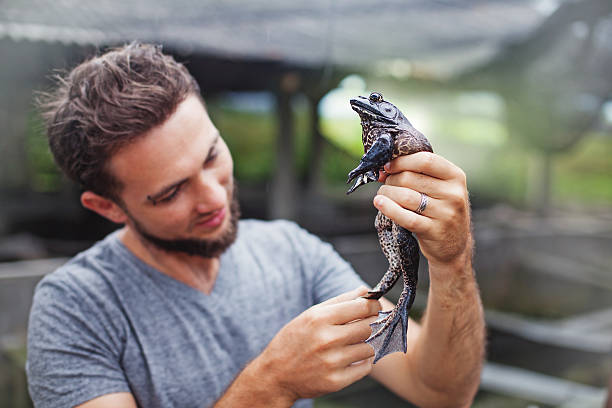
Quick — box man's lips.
[195,207,226,229]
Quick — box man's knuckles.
[446,186,468,209]
[456,167,467,185]
[324,371,348,391]
[313,329,343,351]
[321,350,348,370]
[418,152,437,174]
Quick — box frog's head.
[350,92,412,130]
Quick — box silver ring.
[415,193,428,215]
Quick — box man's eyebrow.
[145,133,221,205]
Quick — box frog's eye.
[369,92,383,103]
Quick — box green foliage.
[465,146,530,206]
[25,111,63,192]
[437,116,507,147]
[554,134,612,203]
[425,114,527,206]
[321,142,359,184]
[209,106,276,182]
[320,118,364,157]
[293,100,314,181]
[209,100,314,183]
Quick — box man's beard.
[128,186,241,258]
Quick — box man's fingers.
[326,297,382,325]
[333,356,373,388]
[338,343,375,367]
[319,286,369,306]
[385,152,464,181]
[342,315,378,344]
[384,170,448,199]
[374,194,433,234]
[377,185,445,219]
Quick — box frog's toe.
[363,290,385,300]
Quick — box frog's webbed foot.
[366,292,410,364]
[346,133,393,195]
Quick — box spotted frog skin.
[347,92,432,363]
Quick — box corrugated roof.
[0,0,554,78]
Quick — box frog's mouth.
[350,99,396,125]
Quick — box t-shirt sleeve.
[26,274,131,408]
[279,221,368,305]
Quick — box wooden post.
[269,72,300,220]
[305,93,325,194]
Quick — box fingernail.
[384,162,390,171]
[374,196,384,207]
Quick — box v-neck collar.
[106,230,236,302]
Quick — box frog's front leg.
[346,133,393,194]
[346,171,379,195]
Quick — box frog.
[346,91,433,363]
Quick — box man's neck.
[118,226,220,295]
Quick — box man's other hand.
[255,286,381,402]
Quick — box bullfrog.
[347,91,432,363]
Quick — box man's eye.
[205,150,218,165]
[159,185,183,203]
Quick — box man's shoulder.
[235,218,339,268]
[239,218,301,234]
[34,230,124,301]
[237,218,318,247]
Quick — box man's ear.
[80,191,128,224]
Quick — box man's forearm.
[413,253,485,406]
[213,355,295,408]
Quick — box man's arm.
[214,286,381,407]
[369,152,485,408]
[75,392,138,408]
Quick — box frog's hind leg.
[366,288,412,363]
[363,212,401,300]
[366,225,419,363]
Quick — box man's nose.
[193,172,227,212]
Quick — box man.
[27,43,485,408]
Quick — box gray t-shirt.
[26,219,365,408]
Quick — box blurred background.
[1,0,612,407]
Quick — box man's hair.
[39,42,201,201]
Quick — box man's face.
[108,94,238,257]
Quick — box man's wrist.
[248,353,297,406]
[427,249,478,303]
[428,245,472,277]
